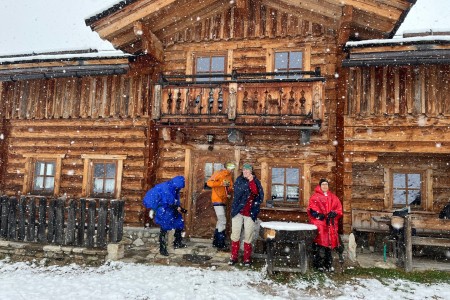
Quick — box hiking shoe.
[228,259,238,266]
[173,243,187,249]
[243,261,252,267]
[159,249,169,256]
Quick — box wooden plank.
[26,197,36,242]
[77,198,86,246]
[7,197,17,240]
[17,196,26,241]
[47,199,57,243]
[86,200,96,248]
[55,198,65,244]
[412,236,450,247]
[97,199,108,247]
[65,199,76,245]
[37,197,47,242]
[0,196,10,238]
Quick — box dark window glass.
[33,161,55,194]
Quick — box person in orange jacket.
[206,162,235,250]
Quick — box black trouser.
[312,243,333,270]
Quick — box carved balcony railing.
[152,70,325,127]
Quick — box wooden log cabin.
[0,0,419,240]
[342,33,450,237]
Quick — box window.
[81,154,126,199]
[195,54,226,82]
[204,162,225,189]
[392,172,422,208]
[274,51,303,79]
[23,154,65,196]
[270,166,302,206]
[33,161,56,194]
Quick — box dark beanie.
[319,178,329,185]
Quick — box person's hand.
[328,211,338,218]
[246,174,254,181]
[149,209,154,219]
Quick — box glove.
[310,209,325,220]
[180,207,188,214]
[328,211,338,219]
[149,209,154,219]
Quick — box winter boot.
[212,229,219,248]
[159,230,169,256]
[228,240,240,265]
[243,242,253,266]
[216,230,229,251]
[173,229,187,249]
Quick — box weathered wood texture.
[0,74,152,120]
[1,118,149,226]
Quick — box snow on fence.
[0,196,124,248]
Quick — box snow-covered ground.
[0,260,448,300]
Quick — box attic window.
[194,53,226,82]
[274,51,303,79]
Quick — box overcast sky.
[0,0,448,56]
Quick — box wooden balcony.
[152,70,325,129]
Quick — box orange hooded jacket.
[206,169,234,205]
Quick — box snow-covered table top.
[260,221,317,231]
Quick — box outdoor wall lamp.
[206,134,215,151]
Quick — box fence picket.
[17,196,26,241]
[97,199,108,248]
[47,199,57,243]
[86,200,96,248]
[109,200,118,243]
[55,199,65,245]
[7,197,17,240]
[66,199,76,245]
[0,196,9,238]
[26,197,36,242]
[37,197,47,242]
[78,198,86,246]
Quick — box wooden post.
[228,83,237,120]
[86,200,96,248]
[7,197,17,240]
[117,200,125,241]
[299,241,307,274]
[404,215,413,272]
[65,199,76,245]
[266,239,274,275]
[37,197,47,242]
[0,196,10,238]
[109,200,118,243]
[17,196,26,241]
[47,199,57,243]
[26,197,36,242]
[97,199,108,248]
[55,198,65,245]
[77,198,86,246]
[152,84,162,120]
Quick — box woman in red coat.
[307,178,343,271]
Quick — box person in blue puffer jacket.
[142,176,187,256]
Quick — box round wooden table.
[260,221,317,274]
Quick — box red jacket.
[307,185,342,249]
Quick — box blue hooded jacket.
[142,176,185,231]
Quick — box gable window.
[270,166,302,206]
[274,51,303,79]
[23,154,65,196]
[392,172,423,209]
[195,54,226,82]
[82,154,126,199]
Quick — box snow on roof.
[0,50,130,65]
[346,33,450,48]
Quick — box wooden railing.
[152,71,325,127]
[0,196,124,248]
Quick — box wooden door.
[188,151,235,238]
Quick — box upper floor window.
[82,154,126,199]
[392,172,422,209]
[270,166,302,206]
[22,153,65,196]
[274,51,303,79]
[195,54,226,82]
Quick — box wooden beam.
[341,0,403,21]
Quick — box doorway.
[188,151,236,238]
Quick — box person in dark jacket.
[142,176,187,256]
[307,178,343,272]
[229,163,264,266]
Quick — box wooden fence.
[0,196,124,248]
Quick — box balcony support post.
[228,83,237,120]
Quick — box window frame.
[193,52,228,82]
[266,46,311,78]
[22,153,65,196]
[81,154,126,199]
[268,164,304,208]
[385,167,432,211]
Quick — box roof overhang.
[86,0,416,56]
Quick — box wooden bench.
[404,215,450,272]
